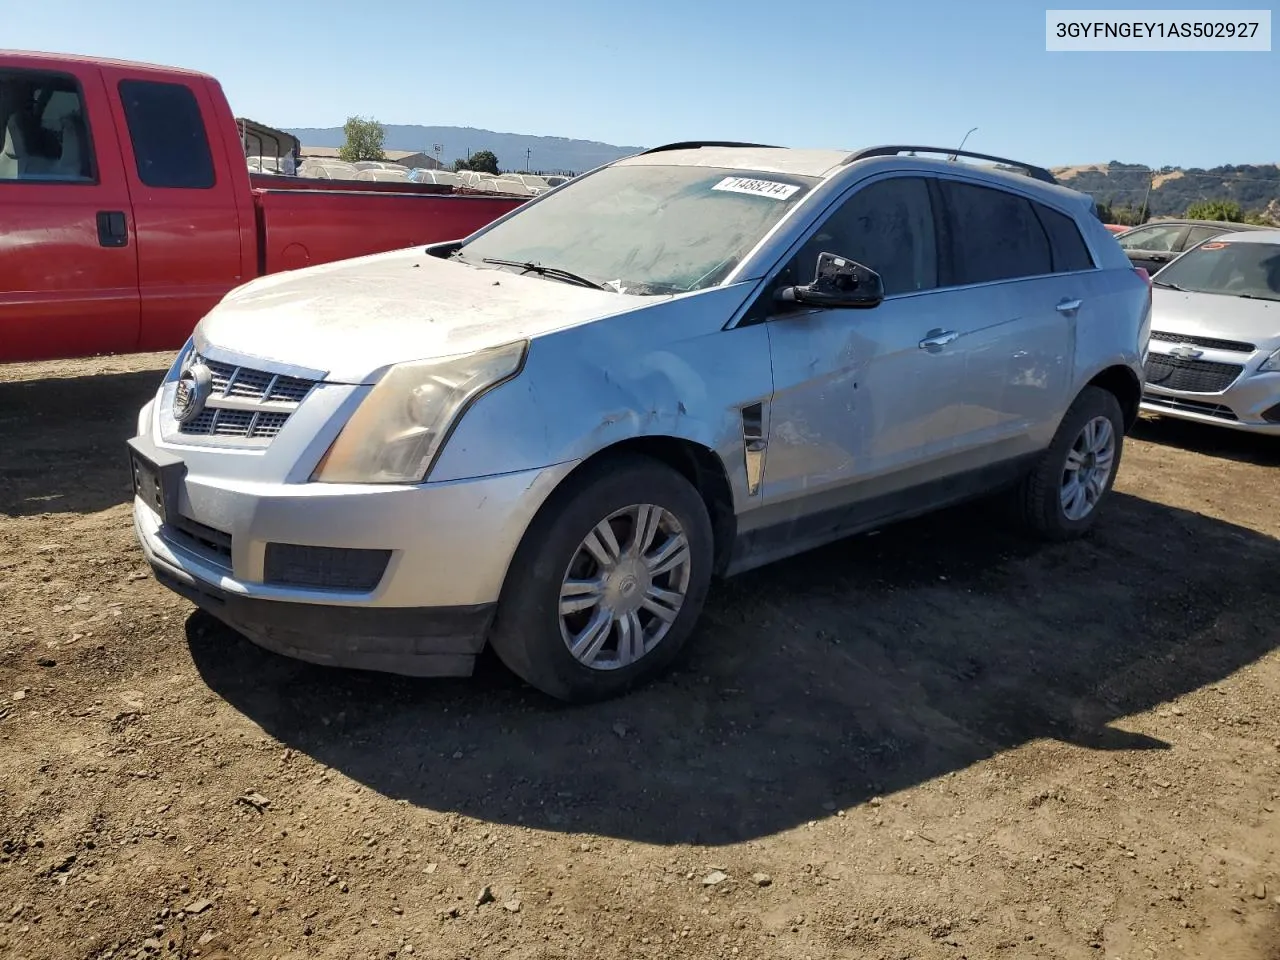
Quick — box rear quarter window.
[1033,202,1095,272]
[118,79,215,189]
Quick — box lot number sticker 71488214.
[711,177,801,200]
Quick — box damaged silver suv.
[129,142,1151,702]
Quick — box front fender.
[429,287,774,505]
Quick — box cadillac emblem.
[173,360,214,424]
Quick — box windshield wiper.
[481,258,606,290]
[1152,279,1184,290]
[1235,293,1280,302]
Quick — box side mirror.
[775,252,885,310]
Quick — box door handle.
[96,211,128,248]
[918,329,959,350]
[1056,298,1083,314]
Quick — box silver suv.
[128,142,1152,702]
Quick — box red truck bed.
[0,51,527,364]
[255,188,523,274]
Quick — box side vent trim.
[742,402,766,496]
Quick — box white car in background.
[298,158,359,181]
[1142,229,1280,433]
[499,173,552,195]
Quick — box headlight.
[1260,348,1280,373]
[312,340,527,484]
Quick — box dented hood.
[195,248,644,382]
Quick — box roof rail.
[844,146,1057,185]
[638,141,782,155]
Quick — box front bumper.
[148,555,495,676]
[1142,370,1280,435]
[130,429,577,677]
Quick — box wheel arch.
[536,436,738,576]
[1085,364,1142,431]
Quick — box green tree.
[1185,199,1243,222]
[1106,203,1146,227]
[455,150,499,175]
[339,116,386,162]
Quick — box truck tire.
[489,453,714,703]
[1015,385,1126,541]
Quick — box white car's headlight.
[1259,348,1280,373]
[312,341,527,484]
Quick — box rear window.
[1153,240,1280,302]
[118,79,215,189]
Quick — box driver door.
[760,175,964,525]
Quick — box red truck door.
[0,61,140,363]
[99,67,253,352]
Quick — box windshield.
[1154,239,1280,302]
[455,164,817,295]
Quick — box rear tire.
[1015,386,1126,541]
[489,454,714,703]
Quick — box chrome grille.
[1150,331,1255,354]
[178,355,316,442]
[204,358,315,404]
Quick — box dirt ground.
[1,352,1278,960]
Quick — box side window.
[1032,201,1095,272]
[1182,225,1224,250]
[0,71,96,183]
[1116,224,1183,252]
[118,80,215,189]
[790,177,937,296]
[940,180,1052,284]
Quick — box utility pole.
[1139,168,1154,224]
[525,147,531,172]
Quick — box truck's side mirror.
[775,252,885,310]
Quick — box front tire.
[489,454,714,703]
[1015,385,1126,541]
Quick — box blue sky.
[6,0,1276,168]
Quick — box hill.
[286,124,644,174]
[281,131,1280,220]
[1050,161,1280,222]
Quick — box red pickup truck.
[0,51,527,364]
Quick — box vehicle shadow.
[187,491,1280,847]
[1132,413,1280,466]
[0,368,164,517]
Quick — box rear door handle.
[919,329,959,350]
[96,210,128,248]
[1056,298,1083,314]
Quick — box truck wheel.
[489,454,714,703]
[1015,385,1126,541]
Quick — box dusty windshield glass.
[1155,239,1280,301]
[456,164,817,295]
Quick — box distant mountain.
[1051,161,1280,221]
[286,124,644,174]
